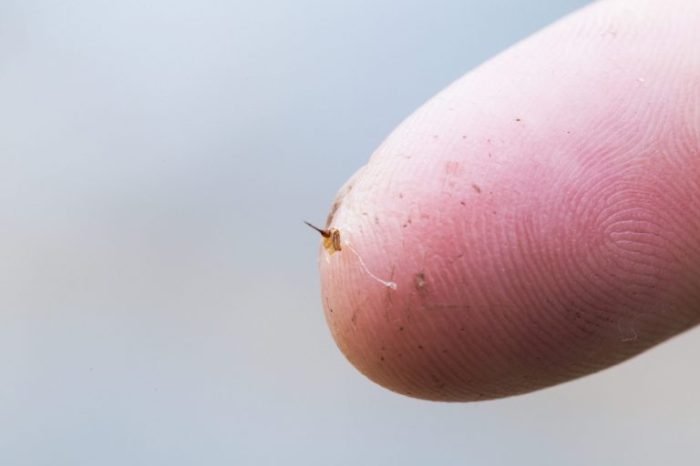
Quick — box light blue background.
[1,1,699,464]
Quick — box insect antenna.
[303,220,331,238]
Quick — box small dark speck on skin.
[399,326,405,332]
[418,345,424,350]
[515,117,522,122]
[380,356,385,362]
[460,200,466,206]
[471,183,482,194]
[325,181,354,227]
[414,272,427,291]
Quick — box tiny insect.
[304,221,342,254]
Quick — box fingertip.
[318,0,700,401]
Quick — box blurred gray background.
[1,0,699,464]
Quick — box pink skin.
[319,0,700,401]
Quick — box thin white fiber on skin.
[332,224,397,289]
[344,243,398,290]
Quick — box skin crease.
[319,0,700,401]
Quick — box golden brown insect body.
[304,221,342,254]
